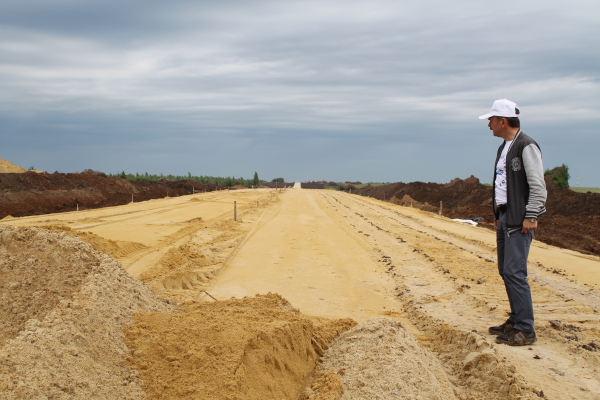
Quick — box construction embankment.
[2,188,600,399]
[355,176,600,256]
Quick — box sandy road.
[209,188,600,399]
[208,188,401,322]
[4,186,600,398]
[3,189,278,301]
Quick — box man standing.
[479,99,547,346]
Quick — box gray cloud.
[1,0,599,185]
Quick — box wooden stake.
[203,291,218,301]
[234,201,237,221]
[439,201,443,215]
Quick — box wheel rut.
[318,190,600,399]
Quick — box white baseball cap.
[479,99,521,119]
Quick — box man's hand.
[494,220,498,230]
[522,219,538,233]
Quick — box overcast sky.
[1,0,599,185]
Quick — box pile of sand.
[391,194,438,213]
[304,318,456,400]
[0,226,171,399]
[0,159,26,174]
[124,293,356,400]
[44,225,147,259]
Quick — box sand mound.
[308,318,456,400]
[300,369,344,400]
[391,194,438,212]
[0,226,170,399]
[44,225,148,259]
[124,293,356,400]
[0,159,26,174]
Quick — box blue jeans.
[497,210,535,332]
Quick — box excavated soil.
[124,294,356,400]
[304,318,456,400]
[3,186,600,399]
[0,226,171,399]
[356,176,600,256]
[0,171,214,219]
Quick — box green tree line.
[109,172,262,188]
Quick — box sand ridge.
[312,317,457,400]
[0,159,26,174]
[0,226,171,399]
[124,293,356,400]
[4,189,280,303]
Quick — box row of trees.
[109,171,265,188]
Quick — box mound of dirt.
[305,318,456,400]
[391,194,438,213]
[358,177,492,213]
[300,369,344,400]
[0,159,26,174]
[43,225,148,259]
[124,293,356,400]
[261,182,295,189]
[301,183,325,189]
[0,227,94,346]
[0,226,170,399]
[0,172,213,219]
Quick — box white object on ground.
[293,182,302,189]
[452,219,478,226]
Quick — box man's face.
[488,116,504,137]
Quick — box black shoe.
[488,319,514,335]
[496,328,537,346]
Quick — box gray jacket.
[493,130,547,229]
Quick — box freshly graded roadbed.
[3,189,275,303]
[3,188,600,399]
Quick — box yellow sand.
[0,158,27,173]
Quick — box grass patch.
[570,187,600,194]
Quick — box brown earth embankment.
[355,176,600,256]
[301,182,325,189]
[261,182,296,188]
[0,172,214,219]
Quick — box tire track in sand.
[320,190,600,399]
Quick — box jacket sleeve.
[522,144,547,218]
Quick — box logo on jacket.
[511,157,522,171]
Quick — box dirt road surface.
[209,189,600,399]
[3,189,274,301]
[208,189,401,322]
[4,187,600,398]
